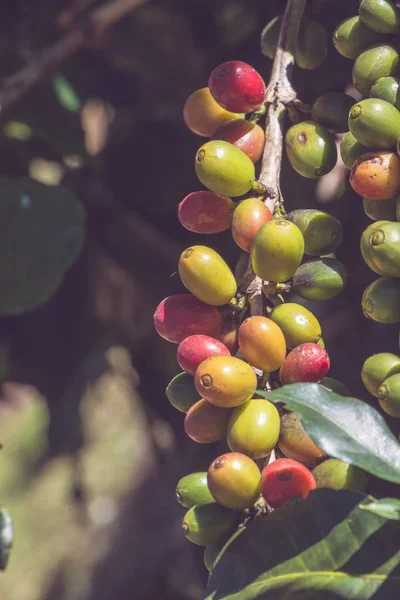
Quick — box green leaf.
[205,489,400,600]
[0,509,13,570]
[360,499,400,520]
[259,383,400,484]
[0,177,85,314]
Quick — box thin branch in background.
[0,0,149,115]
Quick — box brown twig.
[243,0,307,315]
[0,0,149,114]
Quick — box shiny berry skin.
[195,356,257,408]
[232,198,273,252]
[178,191,235,234]
[212,119,265,164]
[260,458,316,508]
[177,335,230,376]
[278,411,325,467]
[350,152,400,200]
[183,87,244,137]
[207,452,261,509]
[154,294,223,343]
[208,61,266,114]
[184,399,233,443]
[227,399,280,459]
[238,316,286,372]
[279,343,330,384]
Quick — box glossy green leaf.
[360,498,400,520]
[0,509,13,570]
[259,383,400,484]
[0,177,85,314]
[206,489,400,599]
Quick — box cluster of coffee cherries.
[153,35,368,569]
[331,0,400,420]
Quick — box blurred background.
[0,0,399,598]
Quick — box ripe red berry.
[212,119,265,164]
[260,458,316,508]
[279,343,330,384]
[177,335,230,376]
[178,191,235,234]
[208,61,266,114]
[154,294,223,344]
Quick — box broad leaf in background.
[360,498,400,520]
[205,489,400,600]
[259,384,400,484]
[0,177,85,314]
[0,509,13,570]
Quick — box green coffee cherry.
[261,15,281,60]
[296,20,328,70]
[312,458,369,491]
[348,98,400,150]
[208,452,261,510]
[359,0,400,34]
[362,352,400,396]
[176,472,215,508]
[361,220,400,277]
[195,140,257,197]
[182,503,238,546]
[363,197,397,221]
[362,276,400,323]
[352,44,400,97]
[292,258,348,301]
[166,372,200,413]
[370,76,400,108]
[311,93,355,133]
[227,399,280,459]
[270,302,322,348]
[320,377,351,396]
[378,373,400,417]
[333,16,384,59]
[287,209,343,256]
[286,121,337,179]
[251,219,304,282]
[340,131,369,170]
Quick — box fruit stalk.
[242,0,307,315]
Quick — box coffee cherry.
[214,319,239,354]
[352,44,400,97]
[227,399,280,459]
[333,16,384,60]
[208,61,266,114]
[312,458,369,491]
[286,121,337,179]
[362,352,400,396]
[363,197,397,221]
[195,140,256,197]
[207,452,261,509]
[154,294,223,343]
[278,411,325,467]
[340,131,369,170]
[182,503,238,546]
[260,458,316,509]
[251,219,304,282]
[287,209,343,256]
[362,276,400,323]
[320,377,351,396]
[184,399,233,443]
[238,316,286,372]
[269,303,322,349]
[195,356,257,408]
[348,99,400,150]
[178,191,235,234]
[177,335,230,376]
[292,258,348,301]
[176,472,215,508]
[370,76,400,108]
[359,0,400,34]
[361,221,400,277]
[231,198,272,253]
[296,20,328,70]
[280,343,330,384]
[350,152,400,200]
[311,93,355,134]
[378,373,400,417]
[178,246,237,306]
[183,87,244,137]
[212,120,265,164]
[166,371,200,413]
[261,15,282,60]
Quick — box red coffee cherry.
[177,335,230,376]
[260,458,316,508]
[212,119,265,164]
[178,191,235,234]
[208,61,266,113]
[279,343,330,384]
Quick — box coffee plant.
[154,0,400,597]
